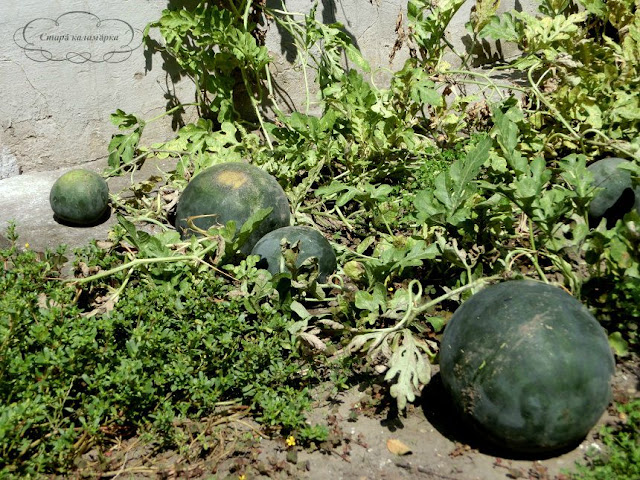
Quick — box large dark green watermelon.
[175,162,291,254]
[439,280,615,454]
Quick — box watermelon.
[49,169,110,226]
[175,162,291,254]
[439,280,615,453]
[251,226,337,281]
[588,157,640,227]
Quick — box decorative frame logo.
[14,11,143,63]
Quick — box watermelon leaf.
[385,330,433,411]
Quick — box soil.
[74,355,639,480]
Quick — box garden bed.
[2,1,640,478]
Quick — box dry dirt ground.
[73,356,639,480]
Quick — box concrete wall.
[0,1,190,178]
[266,0,540,113]
[0,0,538,178]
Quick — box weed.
[572,400,640,480]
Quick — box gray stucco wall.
[0,1,538,177]
[0,1,189,178]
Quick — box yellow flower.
[24,243,30,249]
[238,475,246,480]
[286,435,296,447]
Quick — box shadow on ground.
[421,372,582,461]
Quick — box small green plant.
[0,226,329,476]
[572,400,640,480]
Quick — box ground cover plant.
[1,0,639,477]
[572,399,640,480]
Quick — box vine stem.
[225,0,241,20]
[503,248,549,283]
[355,275,503,336]
[67,241,222,285]
[119,216,169,230]
[267,6,314,114]
[333,205,355,231]
[240,67,273,150]
[526,217,549,283]
[444,69,528,98]
[145,102,199,125]
[104,148,191,178]
[242,0,252,30]
[291,158,326,215]
[527,64,580,139]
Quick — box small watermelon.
[251,226,337,281]
[49,169,110,226]
[588,157,640,227]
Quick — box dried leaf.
[36,293,46,309]
[297,332,327,352]
[95,240,114,250]
[317,319,345,330]
[82,294,118,318]
[387,438,412,456]
[346,331,386,354]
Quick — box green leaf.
[414,188,447,220]
[479,13,522,42]
[355,283,387,313]
[232,207,273,253]
[469,0,501,35]
[608,331,629,356]
[416,135,491,226]
[558,154,594,205]
[363,183,394,201]
[408,0,467,61]
[426,316,447,332]
[450,135,492,193]
[345,44,371,73]
[511,156,552,201]
[107,131,141,170]
[380,238,439,274]
[492,107,521,167]
[522,11,587,52]
[580,0,606,17]
[356,236,376,255]
[410,77,444,107]
[315,181,351,198]
[110,109,143,130]
[117,216,148,250]
[290,300,311,320]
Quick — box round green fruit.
[251,226,337,281]
[49,169,110,226]
[439,280,614,454]
[175,162,291,254]
[588,157,640,227]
